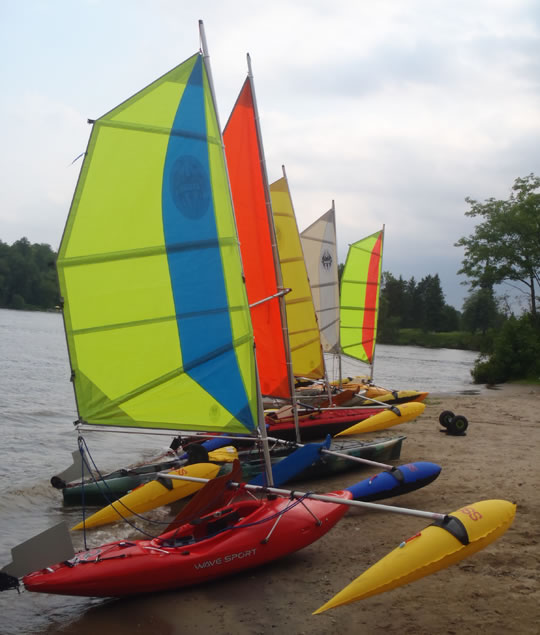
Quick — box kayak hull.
[23,491,351,597]
[265,407,386,441]
[336,402,426,436]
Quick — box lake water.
[0,308,481,634]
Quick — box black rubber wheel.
[447,415,469,435]
[439,410,455,428]
[185,443,210,464]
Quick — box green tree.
[471,314,540,383]
[456,174,540,318]
[418,274,445,331]
[461,288,500,334]
[380,272,408,325]
[440,304,461,332]
[0,240,10,306]
[406,277,423,328]
[0,237,59,310]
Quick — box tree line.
[2,175,538,384]
[0,238,59,310]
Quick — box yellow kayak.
[329,377,428,403]
[71,456,230,530]
[335,402,425,436]
[314,499,516,613]
[356,389,429,405]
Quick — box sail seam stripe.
[300,235,334,245]
[289,335,321,351]
[318,307,339,313]
[71,305,248,336]
[58,238,238,267]
[286,296,314,307]
[342,338,375,348]
[341,279,378,286]
[95,118,222,146]
[320,318,339,329]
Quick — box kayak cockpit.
[156,500,262,547]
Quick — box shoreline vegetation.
[379,327,482,351]
[2,231,539,385]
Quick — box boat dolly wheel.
[447,415,469,436]
[439,410,455,428]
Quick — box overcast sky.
[1,0,539,309]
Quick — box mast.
[199,22,274,484]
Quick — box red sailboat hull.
[265,407,384,441]
[23,491,351,597]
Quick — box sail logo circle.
[321,250,333,270]
[169,155,210,219]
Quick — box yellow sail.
[270,175,324,379]
[56,53,258,434]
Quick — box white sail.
[300,205,340,354]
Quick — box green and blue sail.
[57,53,257,433]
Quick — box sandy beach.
[48,384,539,635]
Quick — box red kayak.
[23,490,351,597]
[265,406,384,441]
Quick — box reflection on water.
[0,309,481,633]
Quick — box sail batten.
[69,305,248,337]
[59,237,239,269]
[93,118,223,145]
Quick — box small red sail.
[362,231,383,362]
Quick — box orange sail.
[223,78,290,398]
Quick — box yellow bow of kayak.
[71,460,225,531]
[314,499,516,613]
[360,390,429,405]
[335,401,426,436]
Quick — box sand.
[50,384,540,635]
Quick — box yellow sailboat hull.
[314,499,516,613]
[335,402,425,436]
[362,390,428,404]
[72,462,221,530]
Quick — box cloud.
[1,0,538,311]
